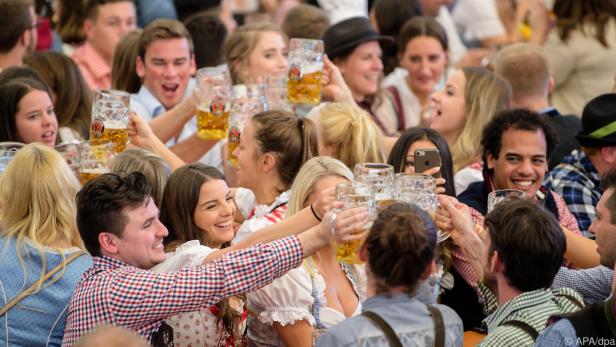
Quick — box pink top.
[71,42,112,90]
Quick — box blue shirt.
[130,81,197,147]
[552,266,613,305]
[0,237,92,347]
[316,293,463,346]
[535,318,580,346]
[544,150,601,237]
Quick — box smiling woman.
[157,163,246,346]
[0,77,58,146]
[224,21,289,84]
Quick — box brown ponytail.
[252,110,318,190]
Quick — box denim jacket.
[0,237,92,346]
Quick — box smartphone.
[414,148,441,177]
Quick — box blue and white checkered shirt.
[544,150,601,238]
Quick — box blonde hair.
[223,22,285,84]
[0,143,84,293]
[288,156,354,279]
[287,156,353,216]
[450,68,511,172]
[318,102,386,169]
[111,148,170,208]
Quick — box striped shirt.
[478,285,584,346]
[233,191,289,243]
[61,237,303,346]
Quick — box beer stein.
[90,89,130,154]
[287,38,324,105]
[195,66,232,140]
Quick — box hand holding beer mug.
[78,140,114,185]
[395,173,450,242]
[487,189,526,212]
[354,163,395,209]
[287,38,324,105]
[195,66,232,140]
[332,182,375,264]
[90,89,129,154]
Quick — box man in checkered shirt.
[545,94,616,238]
[61,172,364,346]
[440,198,584,346]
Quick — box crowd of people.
[1,0,616,346]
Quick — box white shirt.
[382,68,423,129]
[317,0,368,24]
[436,6,468,64]
[452,0,506,46]
[248,262,366,346]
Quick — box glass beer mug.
[195,66,232,140]
[90,89,129,154]
[287,38,324,105]
[78,140,114,185]
[333,182,375,264]
[354,163,395,210]
[227,84,267,167]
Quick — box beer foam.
[301,63,323,74]
[104,120,127,129]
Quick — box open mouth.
[214,220,232,228]
[162,83,179,94]
[41,130,55,142]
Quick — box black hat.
[323,17,393,60]
[576,94,616,147]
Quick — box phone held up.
[413,148,441,178]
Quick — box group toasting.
[1,0,616,346]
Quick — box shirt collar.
[136,85,166,118]
[570,150,601,183]
[483,288,552,330]
[93,255,131,271]
[362,292,417,311]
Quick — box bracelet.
[310,204,322,222]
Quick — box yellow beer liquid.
[90,121,128,154]
[335,228,366,264]
[79,168,109,185]
[377,199,395,211]
[227,128,240,167]
[197,107,228,140]
[287,70,322,105]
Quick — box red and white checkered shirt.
[452,191,581,289]
[61,237,303,346]
[71,41,112,91]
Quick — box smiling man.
[130,19,196,146]
[458,108,580,233]
[61,172,362,346]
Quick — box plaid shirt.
[545,150,601,238]
[61,237,303,346]
[477,284,584,346]
[551,266,613,305]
